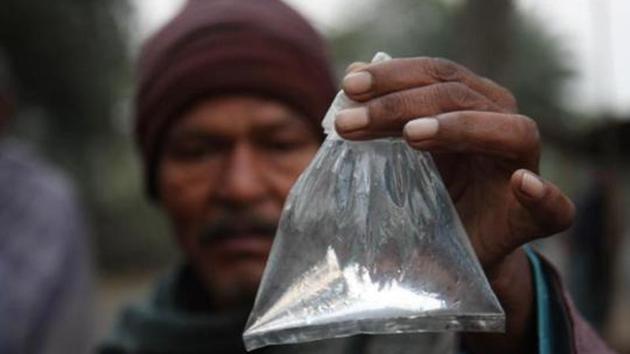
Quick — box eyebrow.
[171,115,312,139]
[167,130,228,144]
[256,119,310,133]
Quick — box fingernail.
[335,107,369,132]
[404,118,439,141]
[342,71,373,94]
[520,171,545,199]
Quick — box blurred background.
[0,0,628,351]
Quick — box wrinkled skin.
[338,58,575,354]
[158,58,575,354]
[158,96,320,308]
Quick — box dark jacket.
[100,255,614,354]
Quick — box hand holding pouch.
[243,52,505,351]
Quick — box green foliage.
[329,0,575,132]
[508,15,575,129]
[0,0,578,271]
[0,1,129,149]
[0,0,173,271]
[330,0,456,72]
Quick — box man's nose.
[217,142,267,205]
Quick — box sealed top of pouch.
[321,52,392,138]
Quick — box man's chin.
[202,259,267,308]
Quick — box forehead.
[171,95,313,136]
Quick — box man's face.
[158,95,320,306]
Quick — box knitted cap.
[135,0,336,198]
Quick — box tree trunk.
[456,0,514,83]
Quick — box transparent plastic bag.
[243,53,504,351]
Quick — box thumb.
[508,169,575,247]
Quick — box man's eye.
[169,145,211,159]
[262,140,304,152]
[168,142,230,160]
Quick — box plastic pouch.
[243,52,504,351]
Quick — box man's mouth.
[211,233,274,257]
[199,218,277,257]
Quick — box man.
[101,0,613,353]
[0,49,94,354]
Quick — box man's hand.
[336,57,575,354]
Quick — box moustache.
[199,212,278,248]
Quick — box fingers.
[337,106,540,166]
[336,82,501,138]
[343,57,517,112]
[508,169,575,247]
[345,61,368,74]
[404,112,540,167]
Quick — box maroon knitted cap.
[136,0,337,198]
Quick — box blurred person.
[100,1,613,353]
[0,50,94,353]
[568,172,620,331]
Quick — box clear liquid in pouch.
[243,53,504,351]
